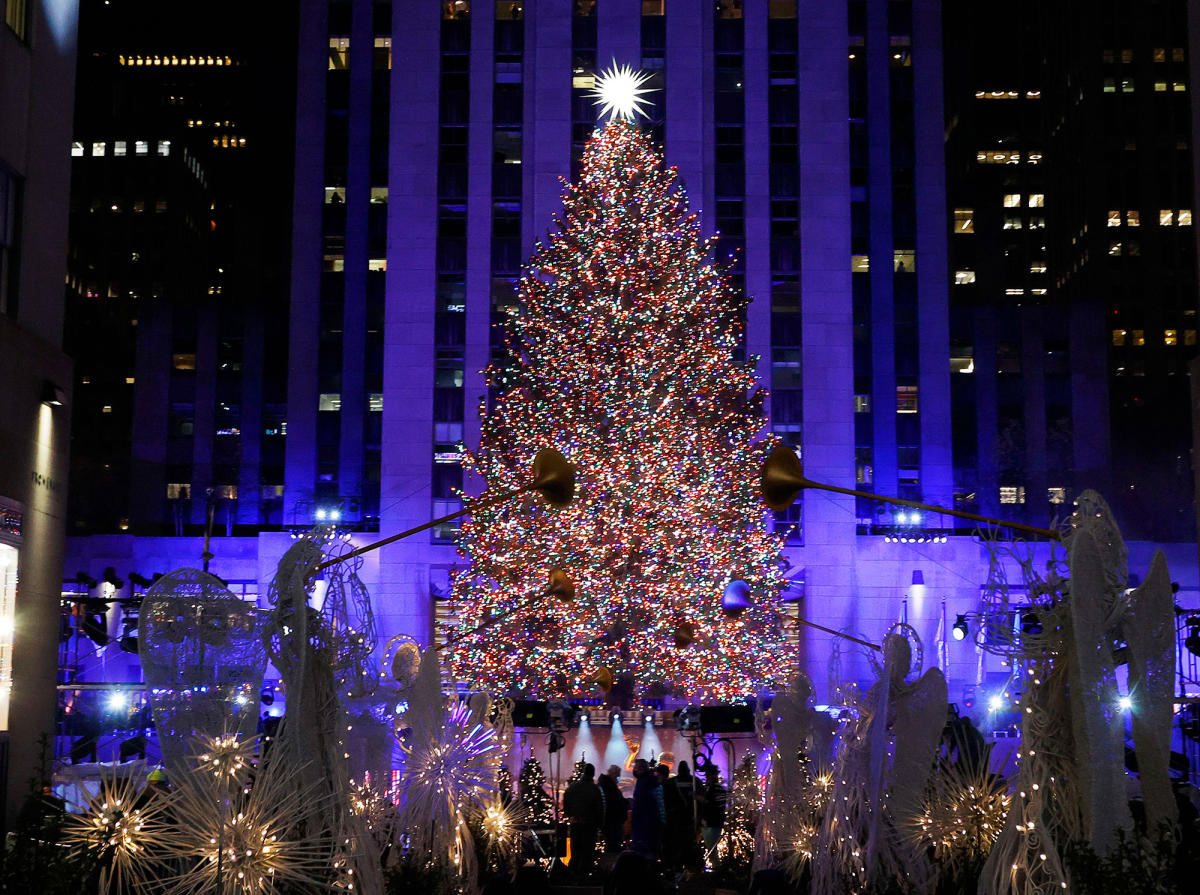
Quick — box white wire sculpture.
[139,569,265,779]
[260,539,385,895]
[979,491,1177,894]
[812,631,947,893]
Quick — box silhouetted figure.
[563,762,603,877]
[696,765,727,857]
[630,758,663,860]
[599,763,628,853]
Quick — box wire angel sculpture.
[980,490,1176,894]
[812,631,947,893]
[259,539,385,895]
[753,672,832,878]
[139,569,266,779]
[319,540,379,700]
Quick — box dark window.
[0,163,20,318]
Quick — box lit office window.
[1047,487,1066,504]
[368,259,387,271]
[1003,193,1021,207]
[853,395,870,413]
[999,486,1026,504]
[1027,194,1044,207]
[166,483,191,499]
[1132,330,1145,346]
[92,142,106,157]
[1160,209,1174,226]
[851,255,869,272]
[114,141,127,156]
[1030,262,1047,273]
[318,393,342,412]
[329,37,350,70]
[1125,210,1139,227]
[896,386,918,414]
[954,270,976,284]
[157,140,171,156]
[1179,210,1193,226]
[370,187,388,204]
[324,187,346,204]
[953,208,974,233]
[374,37,391,69]
[135,141,149,155]
[1003,216,1022,230]
[369,394,383,412]
[893,250,915,273]
[1108,210,1122,227]
[71,141,85,157]
[1164,330,1178,346]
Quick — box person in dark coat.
[599,763,628,853]
[630,758,663,860]
[656,763,695,869]
[562,762,603,877]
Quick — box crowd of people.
[559,756,729,887]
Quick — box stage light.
[952,614,969,641]
[261,686,275,706]
[896,512,907,524]
[1118,695,1133,712]
[644,713,654,724]
[987,694,1004,712]
[330,508,341,520]
[107,691,129,711]
[41,381,66,406]
[911,513,921,525]
[235,694,248,706]
[102,566,124,589]
[316,508,327,521]
[75,571,99,590]
[128,572,154,589]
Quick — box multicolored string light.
[447,118,788,701]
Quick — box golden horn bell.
[588,665,614,693]
[547,568,575,601]
[761,444,810,511]
[530,448,576,508]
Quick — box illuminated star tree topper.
[589,61,656,122]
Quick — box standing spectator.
[630,758,664,860]
[599,764,628,853]
[563,762,603,878]
[695,765,727,858]
[656,763,692,869]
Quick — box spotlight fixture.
[128,572,154,589]
[102,566,124,589]
[952,614,969,641]
[260,686,275,706]
[75,571,99,590]
[1117,695,1133,712]
[40,380,66,406]
[1020,610,1043,636]
[987,694,1004,712]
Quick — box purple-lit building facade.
[61,0,1200,768]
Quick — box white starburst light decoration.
[590,61,656,122]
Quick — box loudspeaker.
[699,705,754,733]
[511,700,550,728]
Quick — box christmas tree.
[721,752,761,865]
[446,103,788,702]
[517,756,554,828]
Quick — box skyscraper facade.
[945,0,1200,544]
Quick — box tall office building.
[0,0,78,819]
[945,0,1200,543]
[62,0,1200,759]
[65,0,297,537]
